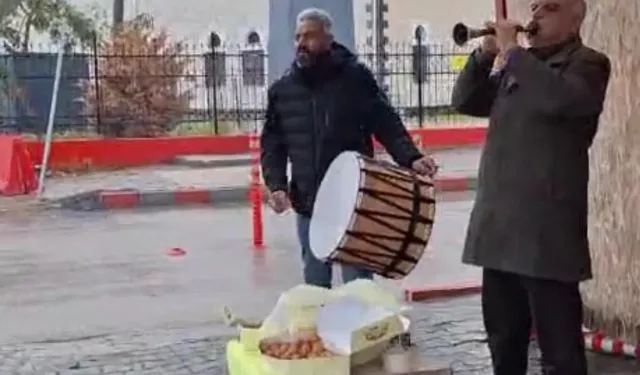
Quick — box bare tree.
[0,0,99,52]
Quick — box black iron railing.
[0,41,480,138]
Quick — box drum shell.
[329,156,436,279]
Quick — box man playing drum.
[260,8,436,288]
[452,0,610,374]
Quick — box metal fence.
[0,41,480,138]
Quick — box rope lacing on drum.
[333,168,434,278]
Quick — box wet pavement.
[0,197,638,374]
[0,194,478,344]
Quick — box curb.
[169,146,481,169]
[404,280,482,302]
[435,176,478,192]
[53,176,478,211]
[170,155,252,168]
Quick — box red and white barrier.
[531,329,640,358]
[0,135,37,196]
[583,331,640,358]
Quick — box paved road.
[0,195,479,344]
[0,198,638,374]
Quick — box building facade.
[68,0,494,45]
[62,0,496,127]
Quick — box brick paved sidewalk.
[1,297,638,374]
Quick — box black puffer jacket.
[260,43,422,216]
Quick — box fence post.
[92,32,102,132]
[414,26,425,129]
[372,0,388,86]
[37,41,65,197]
[209,32,221,134]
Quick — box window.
[412,44,430,84]
[205,31,225,87]
[412,26,430,84]
[241,31,265,86]
[204,52,226,87]
[241,49,265,86]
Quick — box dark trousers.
[296,215,373,287]
[482,268,587,375]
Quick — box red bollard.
[248,132,264,250]
[251,185,264,250]
[249,163,264,250]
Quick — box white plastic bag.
[260,279,409,338]
[332,279,410,314]
[261,284,333,337]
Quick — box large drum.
[309,151,436,279]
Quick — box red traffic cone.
[166,247,186,257]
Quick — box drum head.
[310,151,361,260]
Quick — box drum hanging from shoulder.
[309,151,436,279]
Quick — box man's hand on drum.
[268,190,291,214]
[411,155,438,177]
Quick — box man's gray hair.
[296,8,333,33]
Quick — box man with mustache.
[260,8,437,288]
[452,0,610,374]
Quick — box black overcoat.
[452,39,610,282]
